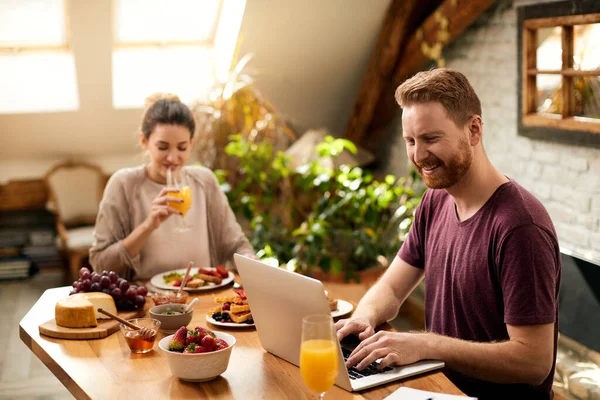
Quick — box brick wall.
[386,0,600,262]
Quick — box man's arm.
[336,256,424,340]
[348,323,555,386]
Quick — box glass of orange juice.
[166,168,192,232]
[300,314,339,399]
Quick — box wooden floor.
[0,268,74,400]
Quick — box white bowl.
[158,331,236,382]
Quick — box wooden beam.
[344,0,437,146]
[345,0,496,152]
[394,0,496,82]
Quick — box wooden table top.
[19,279,465,399]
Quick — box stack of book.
[0,209,60,280]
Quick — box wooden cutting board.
[39,301,152,340]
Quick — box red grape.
[79,267,91,279]
[108,271,118,283]
[125,287,137,301]
[90,282,102,292]
[100,276,111,288]
[136,286,148,297]
[134,295,145,308]
[91,273,101,283]
[72,281,79,288]
[111,288,123,300]
[119,280,130,292]
[81,279,91,291]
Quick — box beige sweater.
[89,165,254,279]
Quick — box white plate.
[150,268,234,292]
[331,299,354,318]
[205,314,255,328]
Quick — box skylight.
[0,0,79,114]
[112,0,246,109]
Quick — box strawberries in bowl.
[158,326,235,382]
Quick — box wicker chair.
[44,160,108,280]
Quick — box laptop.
[234,254,445,391]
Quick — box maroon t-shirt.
[398,180,561,399]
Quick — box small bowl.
[119,318,161,354]
[149,304,193,333]
[151,291,189,305]
[158,331,236,382]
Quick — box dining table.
[19,277,466,399]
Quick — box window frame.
[518,1,600,148]
[0,0,70,53]
[111,0,223,49]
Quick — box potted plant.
[215,134,424,282]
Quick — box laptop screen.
[558,249,600,352]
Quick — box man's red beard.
[413,138,473,189]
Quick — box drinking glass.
[166,168,192,232]
[300,314,339,399]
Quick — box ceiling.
[0,0,391,162]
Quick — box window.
[112,0,245,109]
[0,0,79,114]
[518,2,600,148]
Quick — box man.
[336,68,561,399]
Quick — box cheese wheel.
[55,292,117,328]
[82,292,117,320]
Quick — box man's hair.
[395,68,482,127]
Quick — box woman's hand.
[144,187,183,231]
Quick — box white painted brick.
[532,182,552,200]
[546,202,577,224]
[556,223,590,250]
[580,216,599,232]
[532,149,560,164]
[576,172,600,194]
[541,165,579,184]
[551,186,592,212]
[526,163,542,179]
[560,154,589,172]
[590,231,600,252]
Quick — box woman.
[90,94,254,279]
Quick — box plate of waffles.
[206,314,255,328]
[331,299,354,318]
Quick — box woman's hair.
[141,93,196,139]
[395,68,482,128]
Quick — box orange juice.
[300,339,339,393]
[168,186,192,216]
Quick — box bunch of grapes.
[71,267,148,310]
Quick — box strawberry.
[215,338,229,350]
[200,335,216,352]
[194,326,216,339]
[216,265,229,279]
[186,329,202,346]
[168,326,188,351]
[183,343,201,354]
[173,279,182,287]
[233,289,246,300]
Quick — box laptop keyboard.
[341,347,393,380]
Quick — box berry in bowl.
[158,326,235,382]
